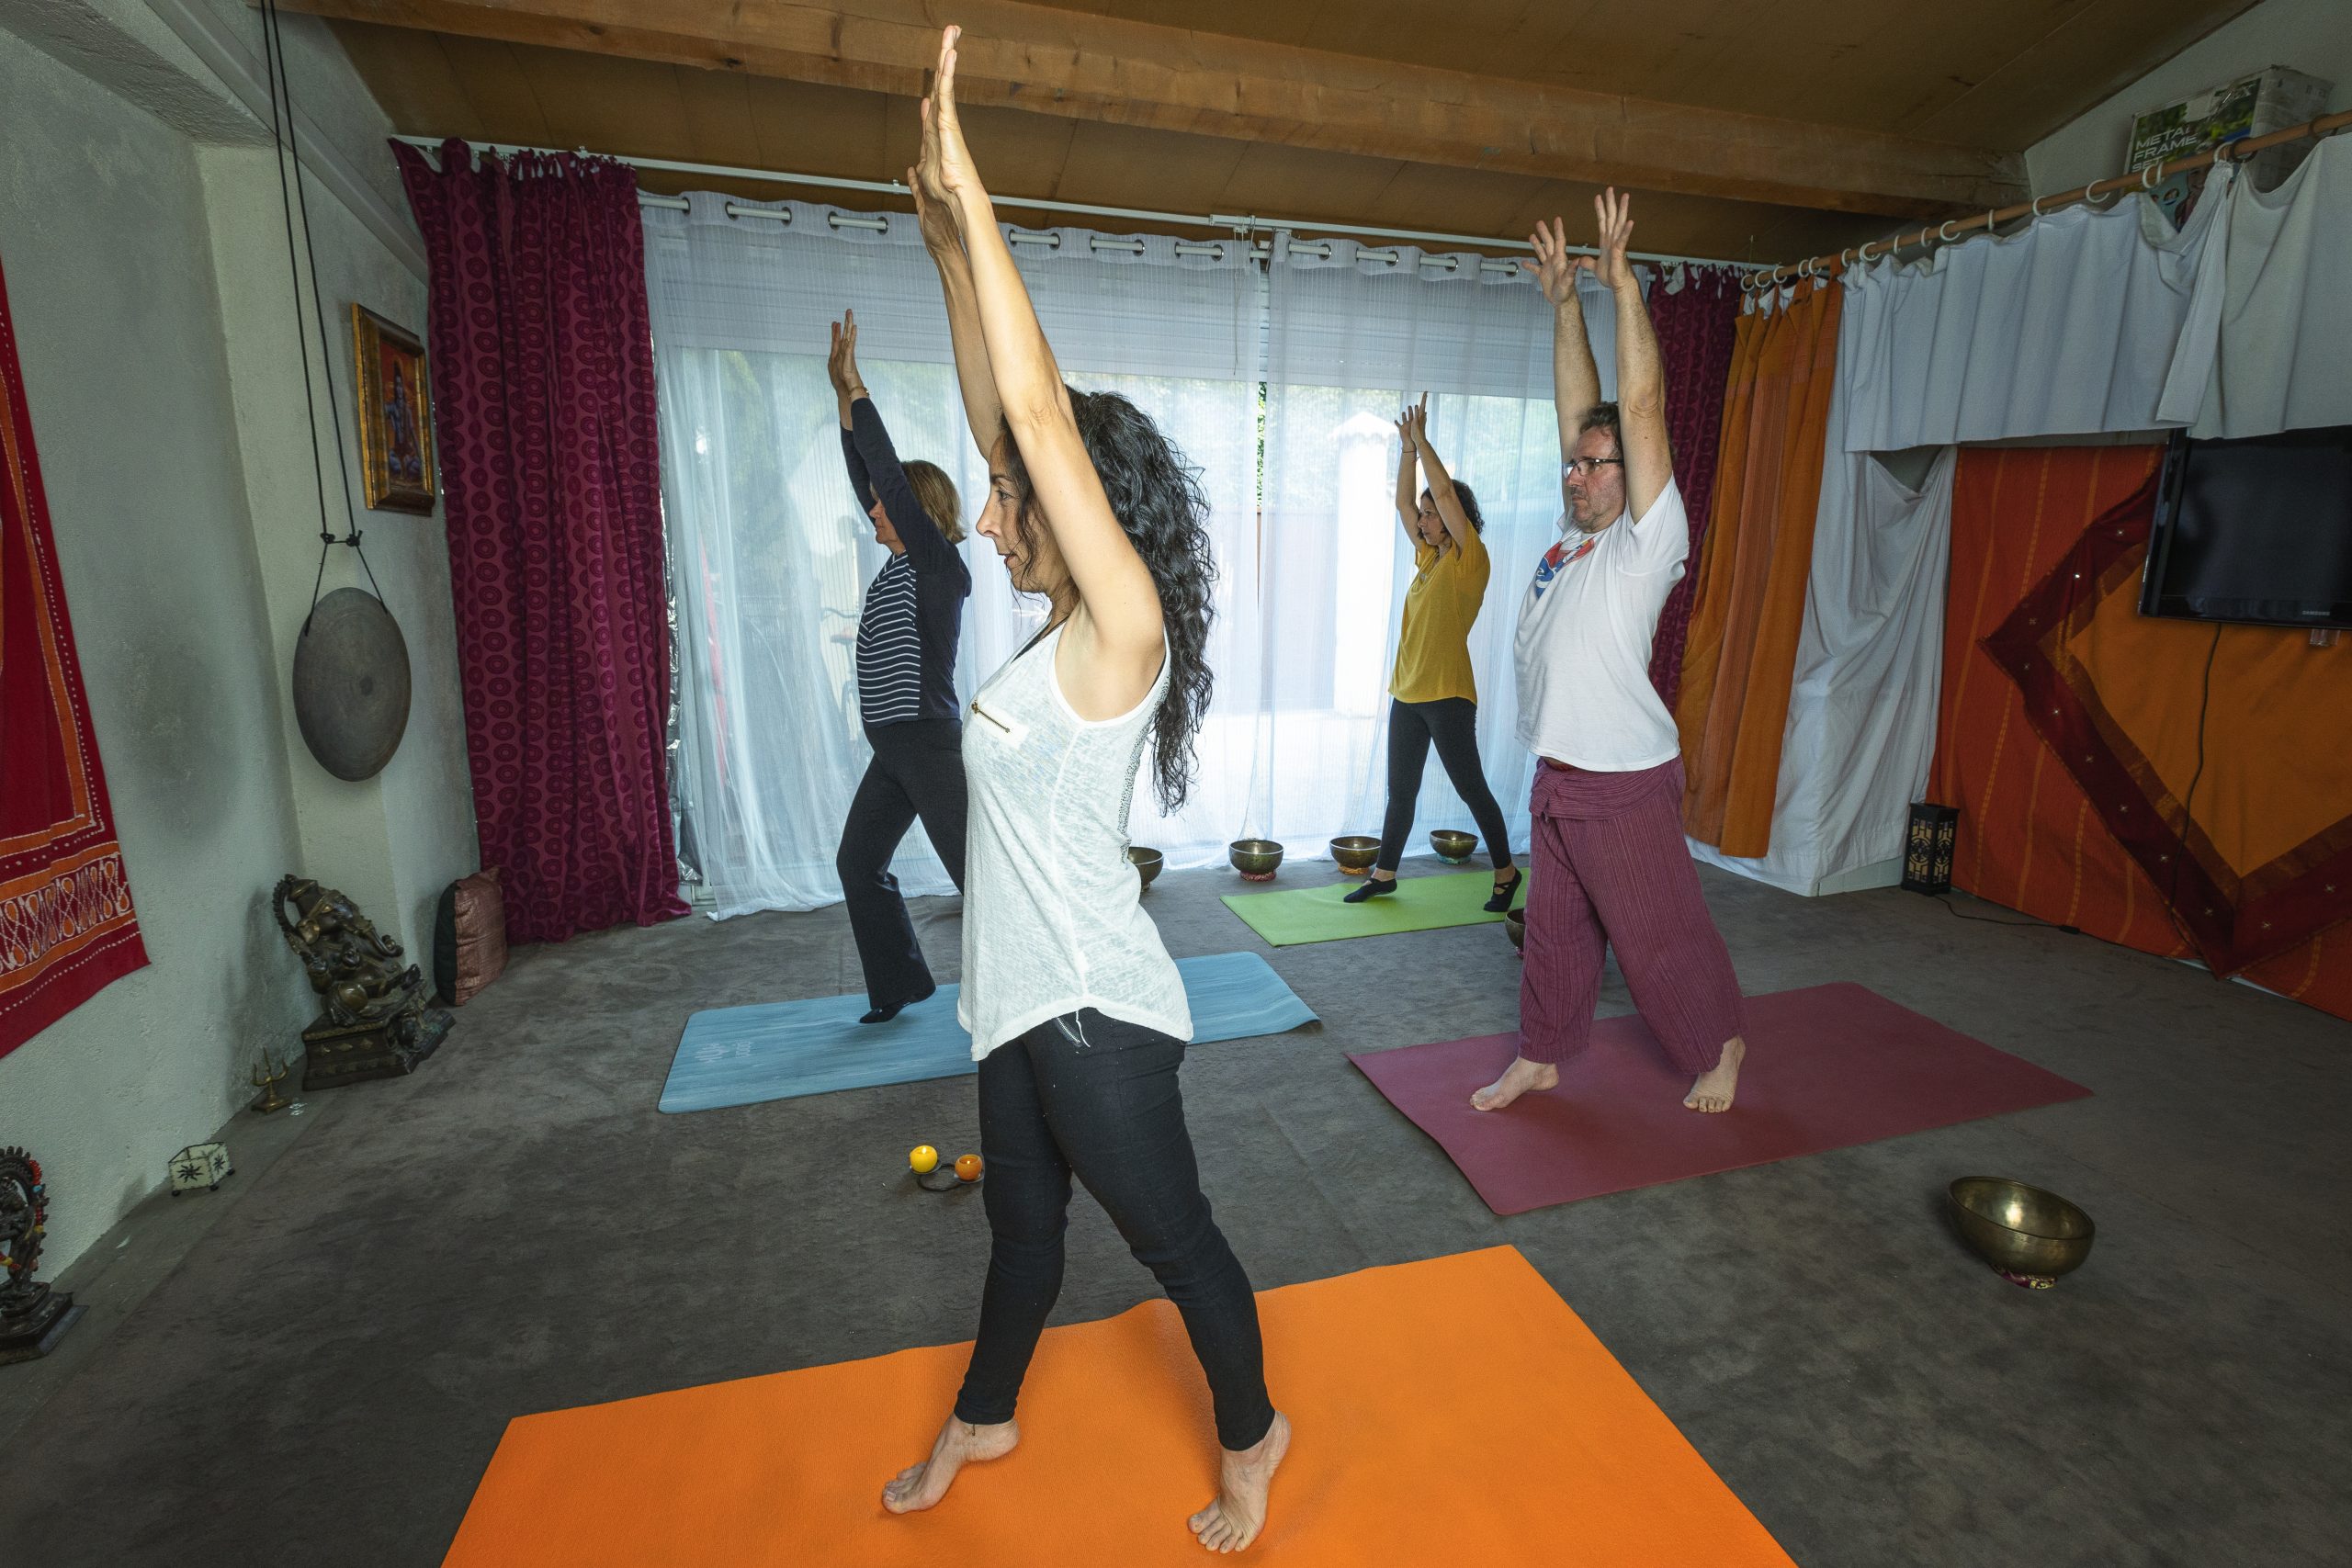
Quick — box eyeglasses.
[1561,457,1624,478]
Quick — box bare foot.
[1471,1055,1559,1111]
[1189,1411,1290,1553]
[1683,1035,1746,1113]
[881,1415,1019,1514]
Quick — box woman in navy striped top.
[829,310,974,1023]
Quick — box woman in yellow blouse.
[1348,398,1521,910]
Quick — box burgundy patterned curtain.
[394,140,686,944]
[1646,265,1742,708]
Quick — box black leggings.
[1376,696,1514,874]
[956,1010,1275,1453]
[836,717,967,1011]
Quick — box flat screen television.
[2139,424,2352,628]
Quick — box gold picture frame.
[351,305,437,513]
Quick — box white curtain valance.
[2165,134,2352,438]
[1838,176,2230,454]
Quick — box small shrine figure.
[273,875,450,1089]
[0,1147,79,1365]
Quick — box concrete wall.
[2028,0,2352,192]
[0,0,476,1274]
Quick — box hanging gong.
[292,586,412,782]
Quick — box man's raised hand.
[1521,217,1581,309]
[1589,187,1638,294]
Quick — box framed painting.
[351,305,437,513]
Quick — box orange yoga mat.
[444,1247,1793,1566]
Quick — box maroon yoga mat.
[1348,983,2091,1214]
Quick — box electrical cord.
[1932,893,2079,933]
[2159,623,2225,959]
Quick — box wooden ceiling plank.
[269,0,2024,216]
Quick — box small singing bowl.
[1947,1177,2097,1280]
[1229,839,1285,880]
[1430,829,1477,864]
[1503,908,1525,952]
[1128,847,1164,888]
[1329,835,1382,875]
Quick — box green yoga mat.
[1221,867,1525,947]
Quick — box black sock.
[860,1003,905,1024]
[1344,875,1398,904]
[1484,867,1522,913]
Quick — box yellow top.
[1390,528,1490,705]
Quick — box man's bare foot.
[1683,1035,1745,1113]
[1189,1411,1290,1553]
[1471,1055,1559,1111]
[881,1415,1019,1514]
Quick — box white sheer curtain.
[645,194,1260,915]
[1252,236,1623,862]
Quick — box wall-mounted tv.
[2139,424,2352,629]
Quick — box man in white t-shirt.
[1475,189,1749,1115]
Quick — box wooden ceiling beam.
[271,0,2025,217]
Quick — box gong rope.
[260,0,387,637]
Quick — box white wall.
[2028,0,2352,192]
[0,0,476,1273]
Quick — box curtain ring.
[1855,240,1878,264]
[2142,162,2164,190]
[2085,184,2118,209]
[2030,195,2051,220]
[1938,220,1962,243]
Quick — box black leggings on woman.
[955,1009,1275,1453]
[1375,696,1514,874]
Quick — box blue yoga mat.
[660,952,1317,1112]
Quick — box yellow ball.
[955,1154,984,1182]
[910,1145,939,1174]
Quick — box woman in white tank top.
[877,27,1289,1552]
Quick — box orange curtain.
[1933,446,2352,1022]
[1674,282,1842,857]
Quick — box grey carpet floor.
[1,861,2346,1566]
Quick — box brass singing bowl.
[1229,838,1285,878]
[1329,835,1382,875]
[1504,908,1525,952]
[1430,829,1477,863]
[1947,1177,2096,1280]
[1128,847,1164,888]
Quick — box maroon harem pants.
[1518,758,1746,1073]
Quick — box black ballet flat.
[1344,876,1398,904]
[1484,868,1523,913]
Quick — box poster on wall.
[0,250,149,1060]
[352,304,437,513]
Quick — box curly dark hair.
[1425,479,1486,534]
[999,389,1217,813]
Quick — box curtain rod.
[390,136,1756,273]
[1748,107,2352,290]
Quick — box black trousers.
[956,1010,1276,1453]
[1376,696,1514,874]
[836,717,968,1011]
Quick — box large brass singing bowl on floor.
[1229,839,1284,880]
[1128,847,1163,889]
[1329,835,1382,875]
[1430,829,1476,863]
[1948,1177,2097,1280]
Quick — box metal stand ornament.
[0,1148,83,1366]
[250,1051,294,1112]
[275,875,450,1089]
